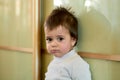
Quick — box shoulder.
[64,53,89,67]
[70,53,90,74]
[63,53,91,80]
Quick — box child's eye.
[46,38,53,42]
[57,37,64,42]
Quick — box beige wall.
[41,0,120,80]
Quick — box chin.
[54,54,62,58]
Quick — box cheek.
[46,43,50,51]
[60,42,72,51]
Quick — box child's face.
[44,25,76,57]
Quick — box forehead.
[44,25,69,35]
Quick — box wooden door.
[0,0,41,80]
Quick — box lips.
[50,50,60,54]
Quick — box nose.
[51,40,58,47]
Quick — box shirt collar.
[53,49,76,62]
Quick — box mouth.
[50,50,60,54]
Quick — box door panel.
[0,0,36,80]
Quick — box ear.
[71,37,76,47]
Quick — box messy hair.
[44,7,78,45]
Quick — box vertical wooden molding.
[33,0,41,80]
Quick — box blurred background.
[0,0,120,80]
[0,0,33,80]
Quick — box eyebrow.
[56,34,65,37]
[45,36,52,38]
[45,34,64,38]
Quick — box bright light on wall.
[15,0,20,16]
[54,0,62,6]
[85,0,91,7]
[85,0,92,12]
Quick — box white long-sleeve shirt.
[45,50,91,80]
